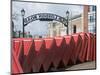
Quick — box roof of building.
[70,14,82,20]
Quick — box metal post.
[67,22,69,35]
[19,31,21,38]
[66,17,69,35]
[66,10,69,35]
[23,17,24,37]
[21,9,25,38]
[12,21,14,38]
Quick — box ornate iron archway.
[24,13,68,27]
[21,12,69,37]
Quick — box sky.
[12,1,83,36]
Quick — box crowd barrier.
[78,33,88,62]
[43,38,56,71]
[12,50,23,74]
[63,35,75,66]
[32,39,46,72]
[12,32,96,74]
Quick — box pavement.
[66,61,96,71]
[48,61,96,72]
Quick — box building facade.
[47,5,96,38]
[47,22,66,37]
[88,6,96,33]
[47,14,84,37]
[69,14,83,34]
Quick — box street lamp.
[21,9,25,37]
[66,10,69,35]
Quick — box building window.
[92,6,96,11]
[73,25,76,33]
[88,6,96,34]
[90,15,94,22]
[53,30,56,36]
[88,24,96,33]
[90,6,96,12]
[53,24,56,28]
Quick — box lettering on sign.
[24,13,67,26]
